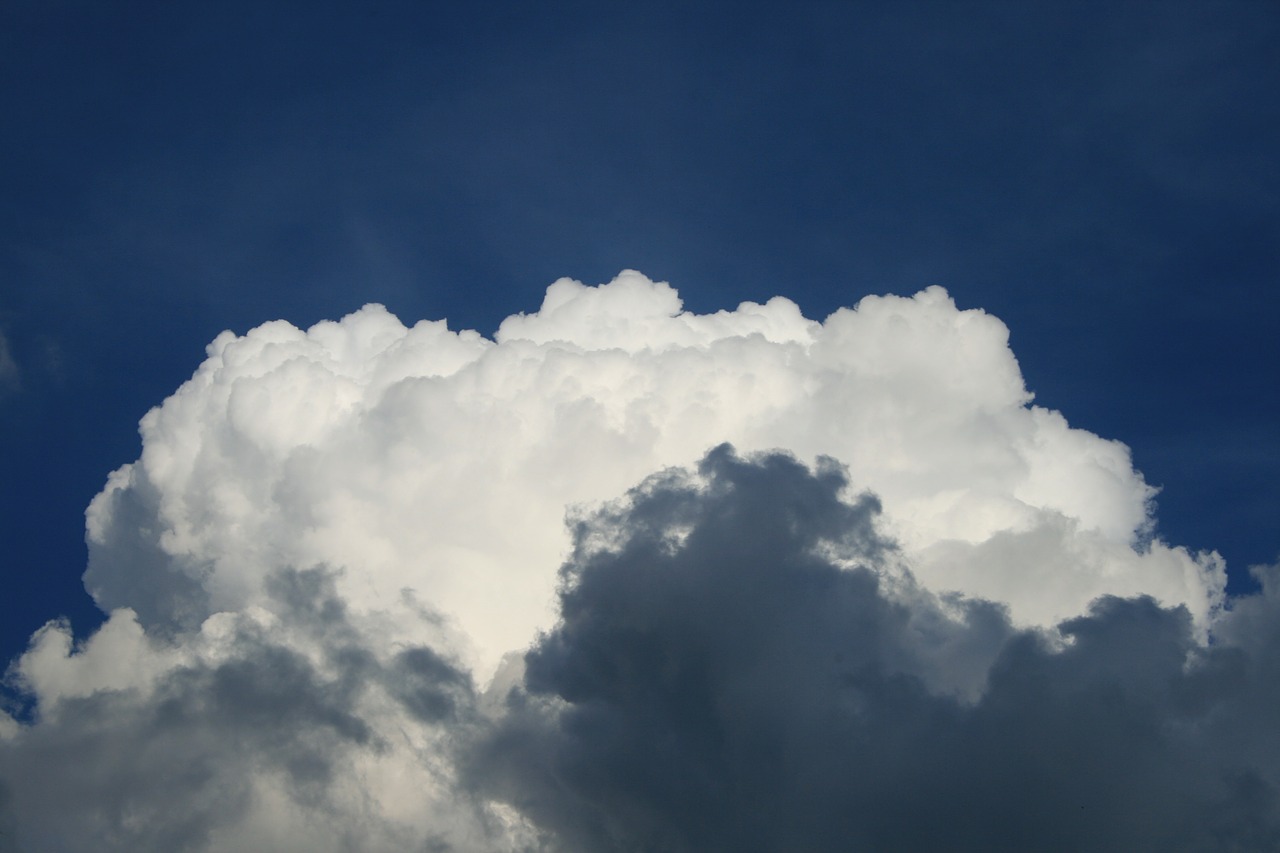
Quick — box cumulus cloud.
[2,568,527,852]
[80,271,1222,677]
[469,447,1280,852]
[0,272,1266,851]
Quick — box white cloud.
[80,271,1222,676]
[0,271,1244,850]
[9,609,176,709]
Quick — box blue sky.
[0,3,1278,848]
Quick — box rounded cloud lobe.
[1,272,1269,851]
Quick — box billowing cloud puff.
[470,448,1280,852]
[81,271,1221,675]
[0,273,1263,851]
[2,569,526,851]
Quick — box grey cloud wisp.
[1,274,1275,850]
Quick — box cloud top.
[82,272,1222,676]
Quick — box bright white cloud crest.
[1,272,1240,850]
[82,270,1222,671]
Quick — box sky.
[1,2,1278,850]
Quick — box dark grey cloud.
[468,446,1280,853]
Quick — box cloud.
[0,272,1264,850]
[469,447,1280,852]
[1,568,527,852]
[80,271,1222,679]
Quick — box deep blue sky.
[1,1,1276,667]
